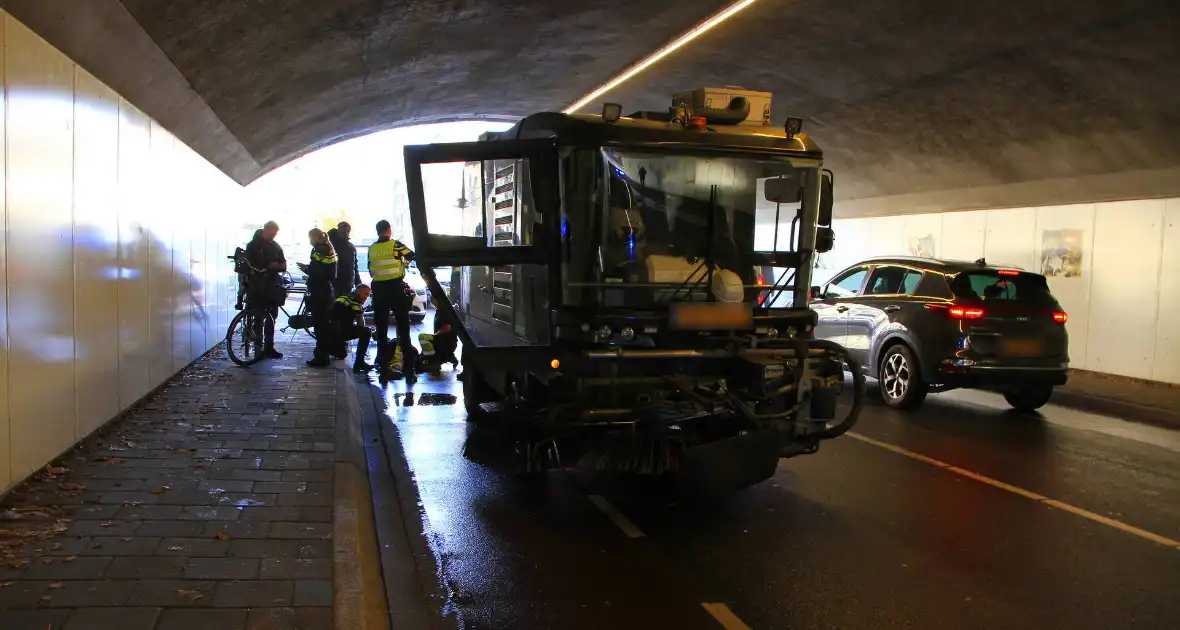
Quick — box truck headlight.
[597,325,612,341]
[620,326,636,341]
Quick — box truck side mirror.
[810,285,823,301]
[818,173,834,226]
[815,226,835,253]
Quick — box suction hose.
[805,339,866,440]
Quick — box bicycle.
[225,261,318,366]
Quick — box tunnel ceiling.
[598,0,1180,213]
[115,0,726,178]
[3,0,1178,215]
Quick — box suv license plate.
[1002,338,1043,357]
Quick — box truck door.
[404,139,559,367]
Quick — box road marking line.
[846,432,1180,550]
[702,602,753,630]
[588,494,645,539]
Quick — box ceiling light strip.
[562,0,761,114]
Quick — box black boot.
[264,347,283,359]
[306,356,331,368]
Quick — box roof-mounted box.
[672,87,773,127]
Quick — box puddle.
[418,393,457,406]
[391,393,458,407]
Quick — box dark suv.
[810,257,1069,411]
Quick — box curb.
[1049,389,1180,430]
[356,376,453,630]
[333,367,392,630]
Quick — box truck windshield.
[564,148,818,308]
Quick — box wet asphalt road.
[368,356,1180,629]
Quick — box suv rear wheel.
[1003,384,1053,413]
[879,344,928,410]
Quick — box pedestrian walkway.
[1054,369,1180,428]
[0,338,382,630]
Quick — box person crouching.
[418,295,459,373]
[332,284,375,373]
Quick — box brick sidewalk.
[0,339,344,630]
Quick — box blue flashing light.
[561,219,569,237]
[628,234,635,260]
[612,165,626,179]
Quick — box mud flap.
[680,428,781,494]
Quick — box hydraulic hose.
[805,338,865,440]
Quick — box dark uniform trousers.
[372,279,414,366]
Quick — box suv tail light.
[926,303,985,320]
[1052,311,1068,323]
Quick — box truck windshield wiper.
[669,185,721,303]
[764,268,796,307]
[668,259,710,302]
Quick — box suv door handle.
[836,305,849,313]
[883,305,901,313]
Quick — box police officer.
[298,228,337,367]
[368,219,417,383]
[245,221,287,359]
[332,284,374,373]
[331,222,361,298]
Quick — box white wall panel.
[1153,199,1180,384]
[868,215,906,259]
[0,10,248,494]
[984,207,1037,270]
[147,121,175,386]
[939,211,986,262]
[0,19,9,490]
[5,17,78,480]
[1086,200,1164,379]
[73,68,121,437]
[1035,204,1096,367]
[820,218,872,283]
[117,100,152,408]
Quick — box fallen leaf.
[100,522,115,527]
[45,467,69,475]
[58,483,85,492]
[40,557,53,564]
[175,588,205,601]
[47,582,64,589]
[63,556,76,563]
[167,546,183,552]
[214,531,231,541]
[40,595,51,602]
[175,449,194,455]
[120,537,132,542]
[150,487,170,495]
[7,559,29,569]
[0,582,10,588]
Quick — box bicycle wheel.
[227,309,271,366]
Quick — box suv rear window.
[948,271,1057,306]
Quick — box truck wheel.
[462,361,496,418]
[879,344,927,410]
[1004,384,1053,413]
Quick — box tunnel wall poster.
[1041,229,1084,278]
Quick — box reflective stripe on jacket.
[335,294,364,312]
[368,238,411,281]
[311,249,338,265]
